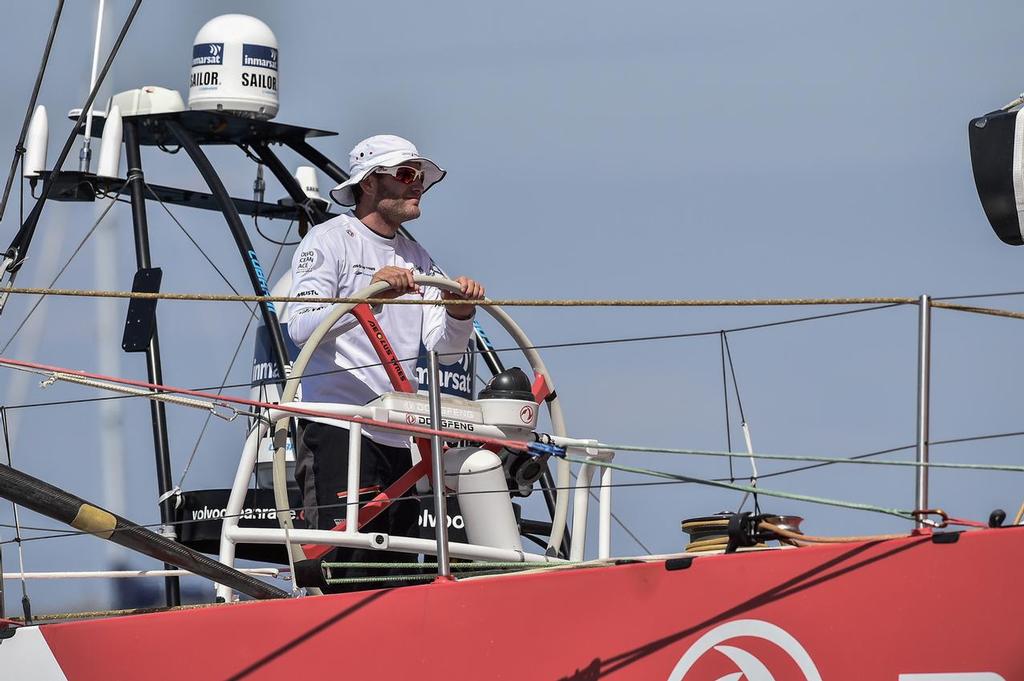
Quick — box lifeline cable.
[594,442,1024,473]
[0,302,910,412]
[6,356,1024,481]
[4,287,1023,327]
[5,350,1024,477]
[0,472,970,550]
[1,355,994,528]
[0,289,930,306]
[18,354,1024,479]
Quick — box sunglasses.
[374,165,425,185]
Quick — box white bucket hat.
[329,134,446,206]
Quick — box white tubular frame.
[228,528,553,565]
[270,276,570,560]
[570,461,596,561]
[216,277,600,600]
[557,438,615,562]
[345,424,362,535]
[217,413,559,600]
[599,466,612,560]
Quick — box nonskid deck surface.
[3,526,1020,681]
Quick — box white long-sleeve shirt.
[287,213,474,446]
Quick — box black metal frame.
[123,120,180,607]
[166,121,290,384]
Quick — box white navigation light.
[97,105,122,178]
[188,14,279,120]
[24,105,48,178]
[294,166,323,202]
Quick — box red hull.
[14,526,1024,680]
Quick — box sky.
[3,0,1024,613]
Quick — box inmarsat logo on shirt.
[296,249,323,273]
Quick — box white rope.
[2,567,286,580]
[36,370,250,421]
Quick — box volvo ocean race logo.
[192,42,223,66]
[667,619,822,681]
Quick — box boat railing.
[215,395,620,601]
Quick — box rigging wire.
[1,0,143,277]
[177,220,295,489]
[0,477,894,548]
[0,0,64,224]
[597,441,1024,472]
[933,290,1024,301]
[564,455,919,523]
[720,331,734,483]
[0,301,908,411]
[143,182,255,315]
[11,358,1024,489]
[0,287,1022,517]
[1,407,33,622]
[0,455,974,556]
[0,180,128,355]
[723,333,760,514]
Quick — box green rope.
[594,443,1024,473]
[322,561,577,570]
[324,573,436,585]
[321,561,583,585]
[565,455,919,522]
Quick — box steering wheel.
[271,275,570,565]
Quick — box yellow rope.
[933,302,1024,322]
[681,517,910,552]
[0,286,919,306]
[8,601,224,622]
[759,522,907,544]
[3,286,1023,319]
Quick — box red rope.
[0,355,531,453]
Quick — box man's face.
[371,162,424,224]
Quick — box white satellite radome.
[109,86,185,117]
[23,105,48,178]
[96,105,122,178]
[188,14,279,120]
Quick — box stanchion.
[428,351,452,579]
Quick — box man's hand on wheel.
[370,266,420,299]
[445,276,484,320]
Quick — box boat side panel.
[0,626,70,680]
[34,527,1024,680]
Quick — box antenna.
[79,0,106,173]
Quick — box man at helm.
[287,134,483,588]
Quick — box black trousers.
[295,419,421,592]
